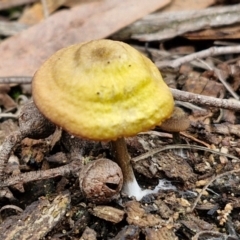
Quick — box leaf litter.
[0,0,240,239]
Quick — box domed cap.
[32,39,174,140]
[159,107,190,132]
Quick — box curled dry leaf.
[79,158,123,204]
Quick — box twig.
[0,76,32,84]
[157,45,240,68]
[175,101,207,113]
[180,132,210,148]
[214,67,239,100]
[0,205,23,213]
[190,168,240,212]
[131,144,239,163]
[0,113,19,119]
[171,88,240,111]
[0,161,81,187]
[196,58,239,100]
[192,231,226,240]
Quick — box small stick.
[157,45,240,68]
[131,144,238,163]
[0,160,81,187]
[192,231,226,240]
[190,168,240,212]
[171,88,240,111]
[0,77,32,84]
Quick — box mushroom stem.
[111,137,135,184]
[172,132,181,144]
[111,137,161,200]
[111,137,144,198]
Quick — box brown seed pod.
[79,158,123,203]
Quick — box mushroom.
[158,106,190,157]
[32,39,174,200]
[158,106,190,143]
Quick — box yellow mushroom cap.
[32,39,174,141]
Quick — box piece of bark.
[90,206,124,223]
[113,4,240,41]
[144,227,178,240]
[185,23,240,40]
[0,191,70,239]
[125,201,164,227]
[0,0,170,77]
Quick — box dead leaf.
[183,72,225,98]
[185,23,240,40]
[0,0,170,77]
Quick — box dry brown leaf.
[0,0,171,77]
[185,24,240,40]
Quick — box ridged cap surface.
[32,39,174,140]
